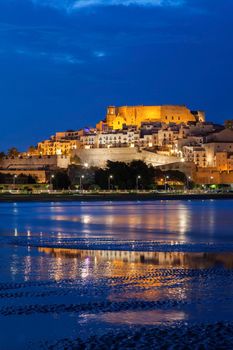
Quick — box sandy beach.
[0,201,233,349]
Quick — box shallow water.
[1,199,233,242]
[0,200,233,348]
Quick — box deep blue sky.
[0,0,232,151]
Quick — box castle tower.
[106,106,117,127]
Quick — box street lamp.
[186,176,191,190]
[84,163,89,168]
[50,174,55,191]
[165,175,169,192]
[108,174,113,191]
[210,176,214,186]
[136,175,141,191]
[80,175,85,191]
[13,174,17,186]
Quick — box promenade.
[0,190,233,202]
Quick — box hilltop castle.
[97,105,205,130]
[3,102,233,185]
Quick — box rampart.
[74,147,180,168]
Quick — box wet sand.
[46,323,233,349]
[1,201,233,349]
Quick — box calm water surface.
[0,200,233,349]
[1,199,233,242]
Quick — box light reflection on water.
[7,245,233,287]
[84,310,186,325]
[0,245,233,347]
[1,201,233,348]
[34,247,233,326]
[7,246,233,284]
[39,247,233,270]
[0,200,230,242]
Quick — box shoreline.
[1,192,233,202]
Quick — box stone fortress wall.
[0,155,70,170]
[0,155,70,183]
[74,147,179,168]
[0,169,47,183]
[105,105,205,130]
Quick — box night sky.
[0,0,232,151]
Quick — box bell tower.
[106,106,117,127]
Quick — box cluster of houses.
[1,104,233,185]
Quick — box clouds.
[0,0,187,68]
[73,0,184,9]
[13,45,107,65]
[15,48,83,65]
[32,0,184,11]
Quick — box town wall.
[194,168,233,184]
[0,170,47,183]
[0,155,70,170]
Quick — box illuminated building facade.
[38,139,79,156]
[183,146,207,168]
[4,103,233,185]
[99,105,205,130]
